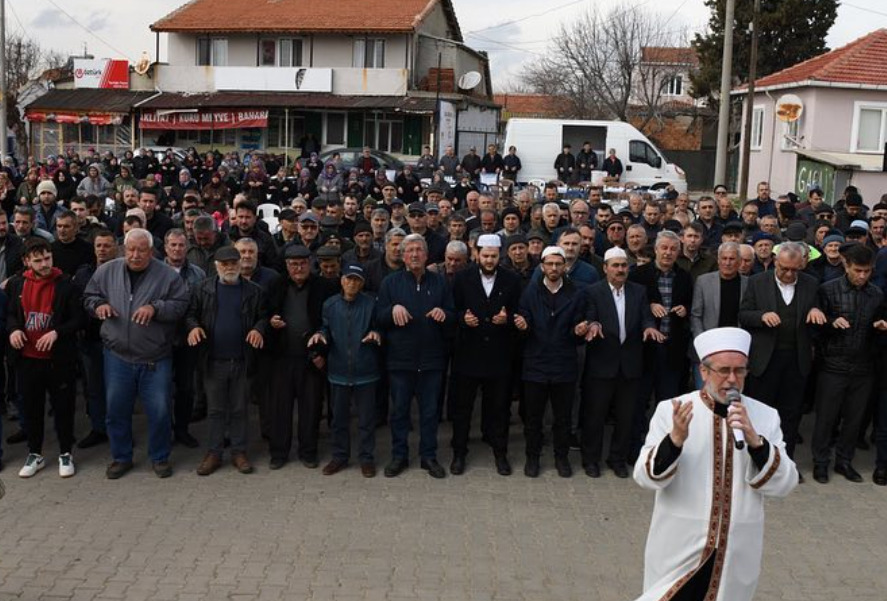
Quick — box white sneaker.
[59,453,76,478]
[19,453,45,478]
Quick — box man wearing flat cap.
[264,244,339,470]
[633,327,798,601]
[449,234,522,476]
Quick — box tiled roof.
[151,0,460,39]
[749,28,887,89]
[493,94,571,118]
[25,89,155,113]
[640,47,698,67]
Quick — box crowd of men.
[0,144,886,488]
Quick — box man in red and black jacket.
[7,237,84,478]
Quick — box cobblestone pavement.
[0,406,884,601]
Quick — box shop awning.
[139,108,269,130]
[25,111,125,126]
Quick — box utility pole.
[713,0,735,191]
[0,0,7,161]
[738,0,761,202]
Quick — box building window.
[353,39,385,68]
[365,114,402,153]
[852,103,887,153]
[750,107,764,150]
[197,38,228,66]
[260,39,304,67]
[664,75,683,96]
[781,118,801,150]
[325,113,346,146]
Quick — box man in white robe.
[632,327,798,601]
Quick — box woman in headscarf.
[369,170,390,201]
[316,162,343,203]
[395,164,421,204]
[267,165,294,206]
[53,168,78,204]
[112,165,140,204]
[294,168,318,203]
[242,163,269,203]
[305,152,324,180]
[201,171,232,215]
[0,171,16,216]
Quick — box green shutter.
[348,112,364,147]
[305,112,322,140]
[403,115,423,155]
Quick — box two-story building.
[24,0,499,160]
[735,28,887,203]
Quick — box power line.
[842,2,887,19]
[463,0,588,36]
[40,0,134,60]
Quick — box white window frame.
[750,106,765,151]
[278,38,304,67]
[353,38,385,68]
[849,101,887,154]
[197,37,228,66]
[664,75,683,97]
[781,118,801,151]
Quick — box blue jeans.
[80,339,107,433]
[330,382,377,464]
[104,350,173,464]
[389,370,442,461]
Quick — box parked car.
[146,146,188,164]
[318,148,405,173]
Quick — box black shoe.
[494,454,512,476]
[813,465,829,484]
[77,430,108,449]
[584,462,601,478]
[174,431,199,449]
[269,457,287,470]
[834,462,863,483]
[873,467,887,486]
[106,461,134,480]
[421,458,447,479]
[384,457,408,478]
[153,461,173,478]
[607,461,629,479]
[5,430,26,444]
[300,457,319,469]
[450,455,466,476]
[555,456,572,478]
[524,456,540,478]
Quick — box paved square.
[0,407,884,600]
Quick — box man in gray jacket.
[83,228,190,479]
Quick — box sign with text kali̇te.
[73,59,129,89]
[140,110,269,130]
[215,67,333,92]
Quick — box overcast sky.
[9,0,887,88]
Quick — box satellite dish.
[458,71,482,90]
[134,51,151,76]
[775,93,804,123]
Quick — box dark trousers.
[253,352,274,439]
[204,359,249,455]
[451,374,510,457]
[389,369,443,461]
[746,349,805,458]
[631,344,684,460]
[20,358,75,455]
[79,338,106,434]
[812,371,872,467]
[269,355,324,462]
[172,345,197,435]
[581,374,638,466]
[330,382,377,464]
[523,380,573,459]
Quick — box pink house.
[736,29,887,204]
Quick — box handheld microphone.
[726,388,745,450]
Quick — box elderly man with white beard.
[184,246,269,476]
[632,327,798,601]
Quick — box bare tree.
[5,34,66,157]
[524,6,688,123]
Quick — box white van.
[502,118,687,193]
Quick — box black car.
[318,148,405,173]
